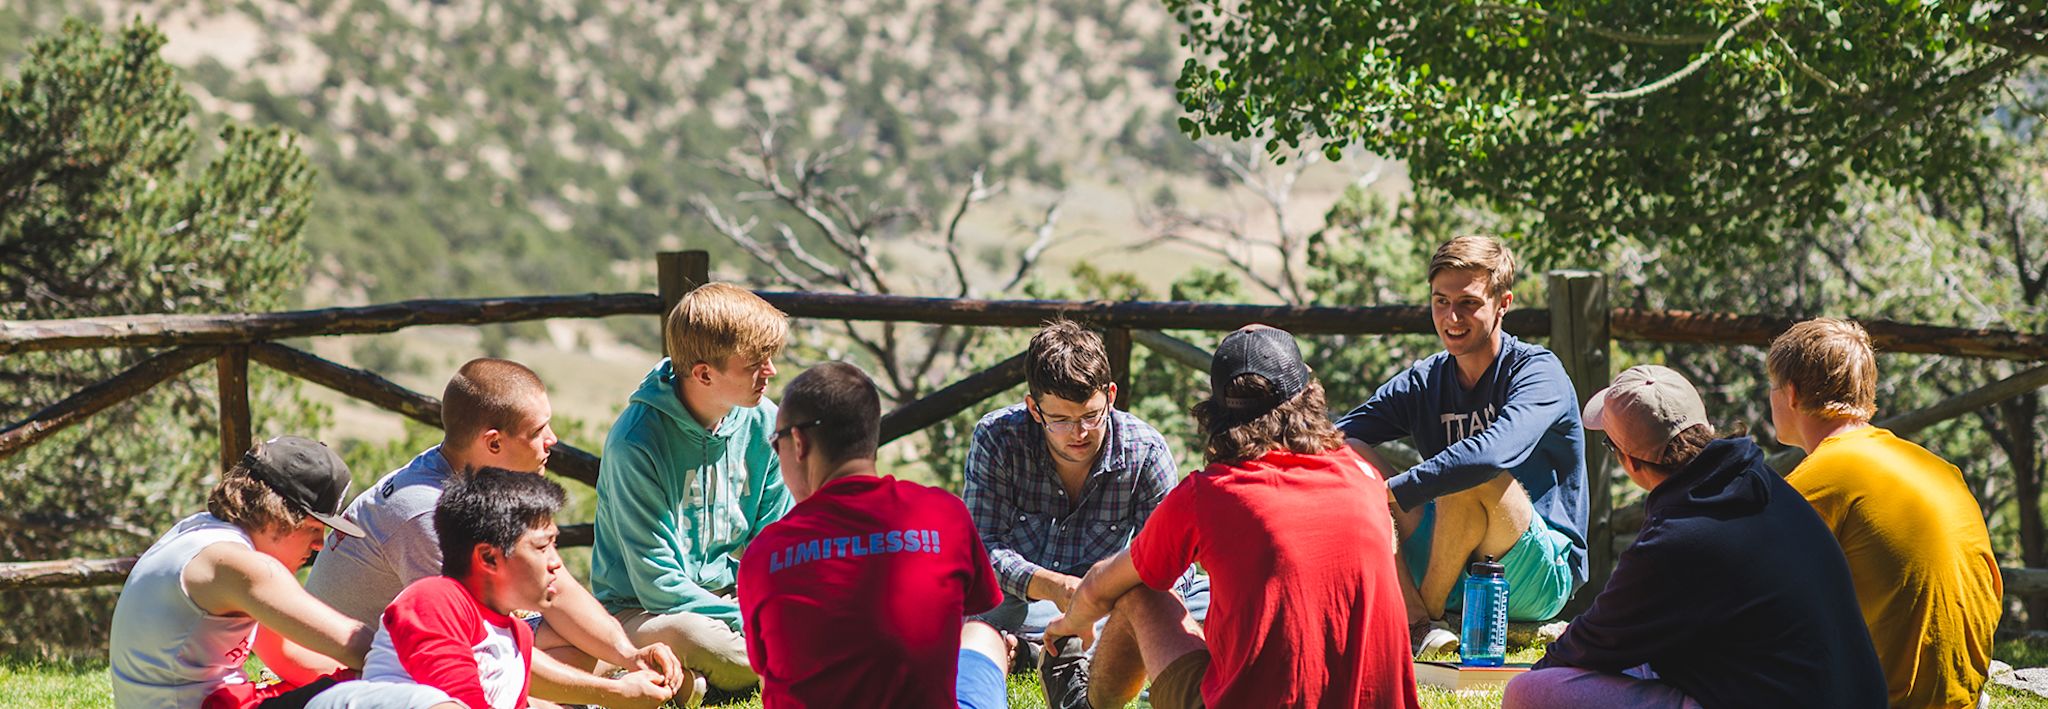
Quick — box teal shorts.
[1401,501,1576,622]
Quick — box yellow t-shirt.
[1787,426,2003,708]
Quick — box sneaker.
[1411,619,1459,658]
[677,672,709,708]
[1011,636,1042,675]
[1039,635,1093,709]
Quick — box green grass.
[17,641,2048,708]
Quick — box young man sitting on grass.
[109,436,374,708]
[1337,235,1586,656]
[1504,366,1883,708]
[306,468,658,709]
[274,358,686,708]
[739,362,1011,708]
[1048,326,1419,709]
[962,320,1204,709]
[593,283,797,694]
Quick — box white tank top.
[109,513,260,708]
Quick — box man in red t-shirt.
[1048,325,1421,709]
[739,362,1010,708]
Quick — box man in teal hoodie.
[592,282,796,692]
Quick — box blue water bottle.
[1460,555,1508,667]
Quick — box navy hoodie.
[1535,437,1886,708]
[1337,333,1588,584]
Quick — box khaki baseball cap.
[1583,365,1709,464]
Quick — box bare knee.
[960,620,1010,667]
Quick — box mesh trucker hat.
[1583,365,1709,464]
[244,435,365,537]
[1210,325,1311,421]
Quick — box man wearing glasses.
[963,320,1208,709]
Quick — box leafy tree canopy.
[1165,0,2044,258]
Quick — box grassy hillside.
[5,0,1201,304]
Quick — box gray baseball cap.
[244,435,365,537]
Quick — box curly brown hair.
[1192,374,1345,465]
[206,463,306,535]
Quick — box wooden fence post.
[1106,328,1133,410]
[657,250,711,359]
[1548,270,1611,614]
[218,345,252,474]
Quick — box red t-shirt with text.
[739,475,1002,709]
[1130,447,1420,709]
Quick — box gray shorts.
[304,680,455,709]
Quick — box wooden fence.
[5,251,2048,608]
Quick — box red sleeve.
[1129,478,1198,590]
[737,536,772,679]
[385,579,493,709]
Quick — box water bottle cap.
[1469,555,1505,576]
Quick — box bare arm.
[537,574,640,671]
[252,625,347,686]
[1043,549,1144,650]
[1026,568,1083,612]
[529,654,673,709]
[186,544,371,669]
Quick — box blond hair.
[1767,318,1878,421]
[666,282,788,370]
[1428,235,1517,299]
[443,358,548,449]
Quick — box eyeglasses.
[1038,409,1110,436]
[772,418,825,448]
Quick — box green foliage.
[1164,0,2040,259]
[0,18,325,660]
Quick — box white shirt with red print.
[360,575,534,709]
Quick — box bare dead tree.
[691,119,1066,405]
[1127,140,1388,306]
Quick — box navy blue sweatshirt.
[1535,437,1886,709]
[1336,333,1589,584]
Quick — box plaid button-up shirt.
[962,403,1179,598]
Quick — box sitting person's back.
[739,362,1005,709]
[1049,326,1419,709]
[1134,444,1415,706]
[1510,366,1884,709]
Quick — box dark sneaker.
[1039,635,1093,709]
[1011,637,1041,675]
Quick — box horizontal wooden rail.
[769,294,1522,336]
[879,352,1030,445]
[9,293,2046,362]
[0,556,138,589]
[561,523,591,548]
[0,346,223,462]
[0,294,660,355]
[249,343,602,487]
[1613,308,2048,362]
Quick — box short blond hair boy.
[1768,317,2002,706]
[665,282,788,370]
[1765,317,1878,421]
[593,281,796,692]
